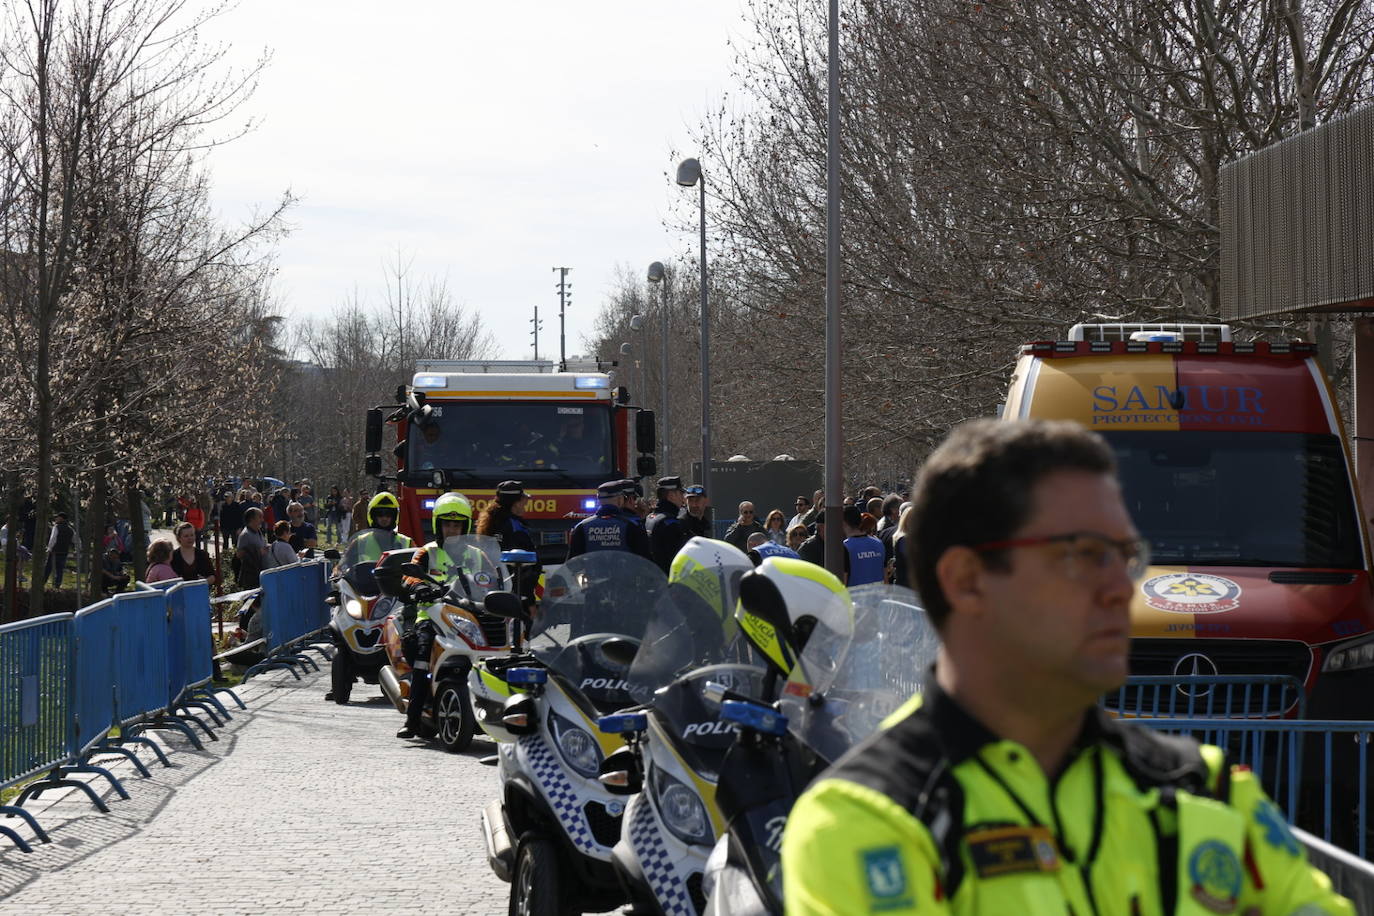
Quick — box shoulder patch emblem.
[1188,840,1243,913]
[1253,799,1301,857]
[861,846,914,911]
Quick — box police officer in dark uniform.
[679,483,711,539]
[567,480,653,560]
[476,480,541,608]
[645,476,689,572]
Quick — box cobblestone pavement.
[0,660,533,915]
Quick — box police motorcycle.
[595,538,760,916]
[372,534,515,752]
[325,538,398,704]
[701,572,937,915]
[474,551,670,916]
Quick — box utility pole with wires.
[530,305,544,360]
[553,266,572,370]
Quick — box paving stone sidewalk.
[0,662,516,915]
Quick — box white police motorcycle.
[596,575,766,916]
[476,551,671,916]
[701,581,937,914]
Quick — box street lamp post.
[676,159,710,502]
[822,0,845,577]
[647,261,668,473]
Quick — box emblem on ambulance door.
[1141,572,1241,615]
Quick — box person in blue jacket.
[567,480,653,560]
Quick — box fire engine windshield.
[406,403,613,479]
[1105,431,1362,569]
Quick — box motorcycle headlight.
[549,711,602,778]
[653,768,711,846]
[443,610,486,646]
[1323,633,1374,672]
[345,598,365,619]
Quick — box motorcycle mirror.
[598,748,642,795]
[599,637,639,668]
[399,563,439,584]
[483,591,527,620]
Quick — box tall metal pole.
[823,0,844,577]
[553,266,571,370]
[698,179,711,504]
[531,305,540,361]
[660,281,670,474]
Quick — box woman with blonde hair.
[764,509,788,545]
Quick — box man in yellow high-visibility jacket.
[782,419,1350,916]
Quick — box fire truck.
[363,359,657,564]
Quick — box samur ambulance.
[1003,323,1374,720]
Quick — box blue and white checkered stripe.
[518,734,605,856]
[627,793,697,916]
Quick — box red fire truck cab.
[364,359,656,564]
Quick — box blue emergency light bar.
[501,550,538,565]
[720,700,788,736]
[507,668,548,685]
[574,376,610,389]
[582,499,598,511]
[413,375,447,388]
[597,713,648,734]
[422,498,436,510]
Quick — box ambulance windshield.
[1106,431,1362,569]
[405,403,613,479]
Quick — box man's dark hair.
[881,494,901,519]
[904,419,1116,629]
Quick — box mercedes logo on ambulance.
[1173,653,1220,698]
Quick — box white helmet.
[735,556,853,676]
[669,536,753,624]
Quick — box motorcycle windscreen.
[779,584,937,765]
[527,551,668,709]
[438,534,510,601]
[627,582,769,779]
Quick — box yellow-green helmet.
[669,537,753,628]
[736,556,852,676]
[432,491,473,531]
[367,491,401,529]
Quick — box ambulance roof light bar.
[1067,323,1232,343]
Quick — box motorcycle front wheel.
[510,834,576,916]
[434,679,476,753]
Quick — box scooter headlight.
[549,711,602,778]
[442,609,486,647]
[653,769,710,846]
[345,598,365,620]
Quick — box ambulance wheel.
[510,834,575,916]
[330,652,352,705]
[435,679,476,753]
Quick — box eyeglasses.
[970,531,1151,582]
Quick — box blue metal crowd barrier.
[242,560,333,682]
[0,576,250,852]
[0,614,74,852]
[1139,717,1372,860]
[1103,674,1306,719]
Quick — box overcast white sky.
[204,1,749,360]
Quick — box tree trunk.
[85,472,107,600]
[28,379,52,614]
[4,468,20,623]
[125,477,147,582]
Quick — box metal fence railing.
[241,560,333,682]
[1137,717,1372,861]
[0,569,314,853]
[1103,674,1306,719]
